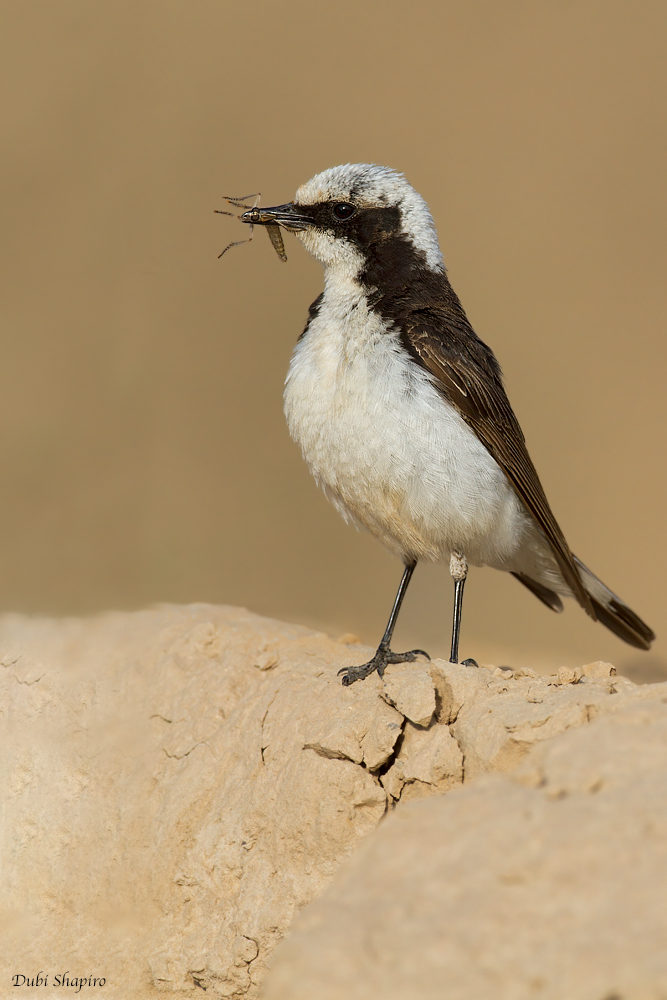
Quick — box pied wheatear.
[236,164,654,685]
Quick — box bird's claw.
[338,646,430,687]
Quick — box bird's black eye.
[332,202,356,220]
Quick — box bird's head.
[240,163,444,280]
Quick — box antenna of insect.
[215,193,261,258]
[214,192,261,217]
[222,193,261,209]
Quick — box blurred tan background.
[0,0,664,678]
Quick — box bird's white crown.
[295,163,444,272]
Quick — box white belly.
[284,290,533,568]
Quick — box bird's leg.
[338,561,429,686]
[449,550,469,664]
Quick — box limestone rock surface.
[262,699,667,1000]
[3,605,395,998]
[2,603,664,998]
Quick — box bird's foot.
[449,656,479,667]
[338,644,430,687]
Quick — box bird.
[237,163,655,685]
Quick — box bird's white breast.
[283,277,531,567]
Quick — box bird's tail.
[573,556,655,650]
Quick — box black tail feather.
[513,557,655,651]
[588,594,655,651]
[574,556,655,650]
[512,572,564,613]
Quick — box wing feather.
[401,311,594,617]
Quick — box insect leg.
[217,222,254,259]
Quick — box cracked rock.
[261,701,667,1000]
[1,606,389,999]
[381,662,436,726]
[429,658,489,724]
[302,682,403,768]
[380,720,463,802]
[3,604,665,999]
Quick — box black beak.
[240,202,314,232]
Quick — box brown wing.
[402,312,594,617]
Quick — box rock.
[336,633,362,645]
[303,685,402,769]
[380,662,436,726]
[3,604,665,998]
[1,605,393,999]
[429,658,489,724]
[261,701,667,1000]
[582,659,616,678]
[253,646,279,670]
[446,660,662,780]
[493,666,513,678]
[380,720,463,802]
[556,664,583,684]
[513,666,539,678]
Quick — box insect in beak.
[265,224,287,262]
[214,194,287,262]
